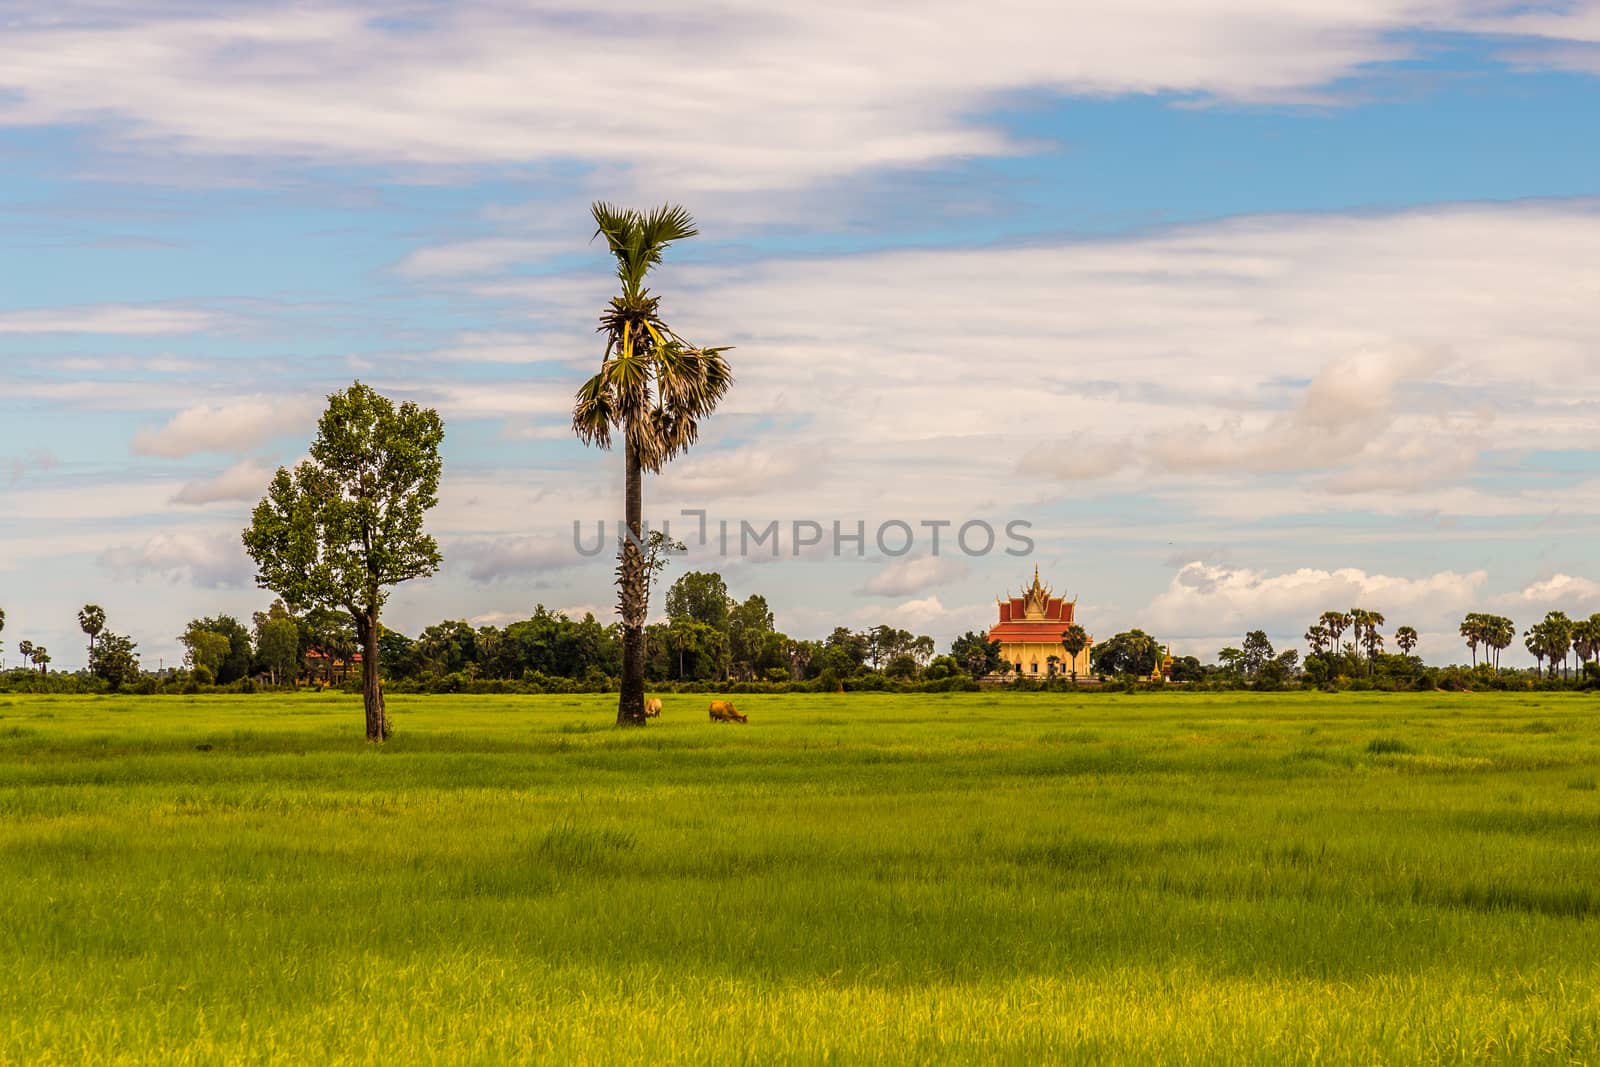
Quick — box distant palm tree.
[18,639,33,671]
[1459,613,1483,667]
[1394,626,1418,656]
[1320,611,1351,668]
[1542,611,1573,680]
[572,202,732,726]
[1304,624,1331,657]
[1525,626,1548,677]
[79,604,106,662]
[1574,616,1600,675]
[1060,624,1089,684]
[1489,615,1515,672]
[1361,610,1386,673]
[31,645,48,676]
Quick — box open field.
[3,691,1600,1064]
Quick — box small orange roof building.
[988,567,1092,677]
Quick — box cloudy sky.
[3,0,1599,670]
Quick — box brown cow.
[708,699,748,723]
[644,697,662,718]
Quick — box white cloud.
[0,3,1593,193]
[432,331,579,365]
[0,305,213,334]
[860,555,968,597]
[171,458,277,506]
[658,448,820,499]
[1145,560,1489,636]
[131,396,316,458]
[98,531,255,589]
[863,595,985,635]
[393,239,568,278]
[1516,575,1600,616]
[450,535,585,582]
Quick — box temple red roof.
[987,567,1083,642]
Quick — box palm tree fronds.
[572,373,616,448]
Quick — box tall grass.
[1,691,1599,1063]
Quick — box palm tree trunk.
[617,436,648,726]
[359,609,388,742]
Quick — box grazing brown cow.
[644,697,662,718]
[708,699,747,723]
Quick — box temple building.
[989,567,1092,677]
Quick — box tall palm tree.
[32,645,48,676]
[1304,623,1331,657]
[79,604,106,663]
[572,202,732,726]
[1394,625,1418,656]
[1361,610,1385,674]
[1061,624,1089,684]
[1542,611,1573,680]
[1348,608,1371,674]
[1320,611,1351,668]
[1525,625,1548,678]
[1459,613,1483,667]
[1491,615,1515,672]
[1574,616,1600,675]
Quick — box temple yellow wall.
[1002,642,1091,677]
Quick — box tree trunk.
[617,437,648,726]
[360,610,388,742]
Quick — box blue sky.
[2,1,1599,670]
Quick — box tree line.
[5,203,1596,738]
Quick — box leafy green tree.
[1394,625,1418,656]
[180,624,231,678]
[418,620,479,676]
[728,594,775,679]
[196,615,253,683]
[1241,630,1275,676]
[257,617,300,686]
[32,646,49,675]
[951,631,1003,678]
[302,608,359,685]
[78,604,106,662]
[666,571,731,632]
[1060,624,1090,683]
[1092,630,1160,677]
[1216,647,1244,678]
[886,652,919,679]
[1255,649,1299,690]
[825,627,869,672]
[253,600,303,685]
[242,381,444,742]
[664,616,727,681]
[571,202,732,726]
[1168,655,1203,683]
[88,631,140,689]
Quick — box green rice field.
[3,690,1600,1064]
